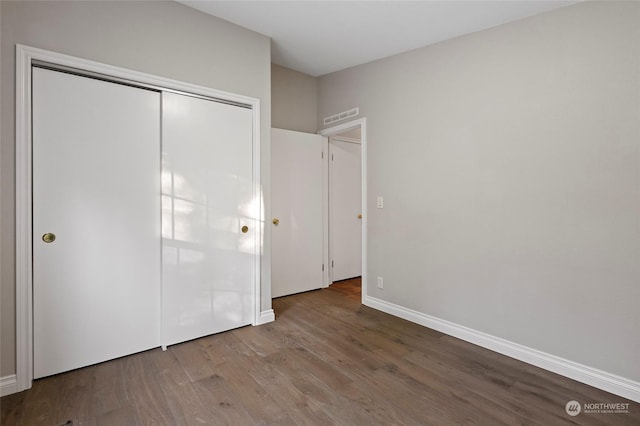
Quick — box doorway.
[329,132,362,282]
[319,118,367,304]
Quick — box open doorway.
[319,119,367,304]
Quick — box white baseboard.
[364,295,640,403]
[1,374,18,397]
[256,309,275,325]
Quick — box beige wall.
[0,0,271,377]
[271,64,318,133]
[319,1,640,381]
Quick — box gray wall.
[0,0,272,377]
[318,1,640,381]
[271,64,318,133]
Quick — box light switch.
[376,196,384,209]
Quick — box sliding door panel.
[32,68,161,378]
[161,92,254,347]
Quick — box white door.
[271,129,323,298]
[330,139,362,282]
[161,92,255,347]
[32,68,161,378]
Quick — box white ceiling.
[179,1,578,77]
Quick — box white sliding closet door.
[32,68,161,378]
[161,92,255,347]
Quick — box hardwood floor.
[324,277,362,301]
[2,277,638,425]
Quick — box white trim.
[257,309,276,325]
[319,118,367,305]
[15,45,34,395]
[0,375,18,397]
[251,92,264,327]
[319,118,367,138]
[23,46,258,106]
[364,295,640,403]
[15,44,263,395]
[331,135,361,145]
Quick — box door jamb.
[15,44,265,393]
[319,118,367,305]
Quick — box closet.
[32,65,256,378]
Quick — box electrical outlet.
[377,276,384,289]
[376,196,384,209]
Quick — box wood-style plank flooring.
[2,278,638,425]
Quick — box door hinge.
[321,152,324,159]
[322,264,324,271]
[331,260,334,268]
[331,154,334,161]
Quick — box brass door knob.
[358,214,363,219]
[42,233,56,243]
[241,225,249,234]
[272,218,280,226]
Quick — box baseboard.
[256,309,275,325]
[363,295,640,403]
[1,374,18,397]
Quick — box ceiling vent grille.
[323,107,359,126]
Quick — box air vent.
[323,107,359,126]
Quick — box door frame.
[319,118,367,304]
[15,44,263,393]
